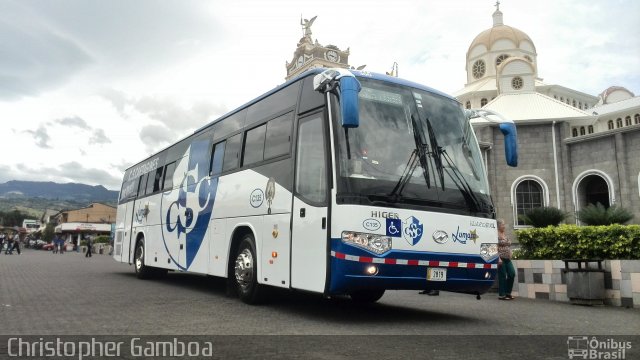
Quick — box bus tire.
[233,234,267,304]
[350,289,385,304]
[134,239,154,280]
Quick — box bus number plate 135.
[427,268,447,281]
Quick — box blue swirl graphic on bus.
[403,216,424,246]
[162,140,217,269]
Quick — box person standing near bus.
[497,219,515,300]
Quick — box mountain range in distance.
[0,180,118,202]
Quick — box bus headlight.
[341,231,392,255]
[479,243,498,261]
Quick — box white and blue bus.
[113,68,518,304]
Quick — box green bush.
[94,236,111,244]
[514,224,640,259]
[519,206,567,227]
[576,203,634,225]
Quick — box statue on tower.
[301,15,317,38]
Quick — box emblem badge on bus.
[432,230,449,244]
[250,189,264,208]
[162,140,217,270]
[403,216,424,246]
[265,177,275,215]
[363,218,381,232]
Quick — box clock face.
[326,50,339,62]
[296,56,304,67]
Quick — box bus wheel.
[350,289,385,304]
[134,239,154,280]
[234,235,267,304]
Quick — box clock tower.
[285,16,351,81]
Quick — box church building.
[456,4,640,231]
[285,8,640,234]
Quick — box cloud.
[0,0,223,99]
[54,116,91,130]
[139,124,175,152]
[12,162,121,190]
[134,96,227,131]
[89,128,111,144]
[25,126,52,148]
[0,2,93,99]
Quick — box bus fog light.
[479,243,498,261]
[366,265,378,276]
[341,231,392,255]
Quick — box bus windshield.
[334,78,492,215]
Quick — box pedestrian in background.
[10,232,21,255]
[0,233,5,253]
[5,233,13,254]
[497,218,515,300]
[85,237,93,258]
[52,234,59,254]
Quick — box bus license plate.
[427,268,446,281]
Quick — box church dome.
[467,8,536,58]
[468,24,534,54]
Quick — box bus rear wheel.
[234,235,267,304]
[350,289,385,303]
[134,239,166,279]
[134,239,153,279]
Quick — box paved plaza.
[0,249,638,358]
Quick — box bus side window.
[163,162,176,190]
[137,174,147,198]
[264,112,293,159]
[210,141,225,176]
[151,167,164,193]
[223,134,242,172]
[242,124,266,166]
[145,170,156,195]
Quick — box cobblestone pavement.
[1,249,638,337]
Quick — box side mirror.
[499,122,518,167]
[314,68,361,128]
[338,76,361,128]
[466,109,518,167]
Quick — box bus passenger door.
[291,112,329,293]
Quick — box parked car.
[42,242,55,251]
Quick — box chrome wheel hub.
[135,246,143,271]
[234,248,253,290]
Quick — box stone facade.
[510,259,640,308]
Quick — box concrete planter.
[511,259,640,308]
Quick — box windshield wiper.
[388,115,431,200]
[425,118,485,214]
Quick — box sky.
[1,0,638,191]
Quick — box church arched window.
[635,114,640,124]
[511,77,523,90]
[572,128,578,137]
[625,116,632,126]
[465,101,471,109]
[616,118,623,128]
[496,54,510,67]
[514,179,545,226]
[579,102,583,109]
[580,127,586,136]
[472,60,486,79]
[608,120,614,130]
[554,95,558,100]
[573,100,577,108]
[588,125,594,134]
[560,97,564,102]
[481,98,488,107]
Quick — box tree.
[42,223,55,242]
